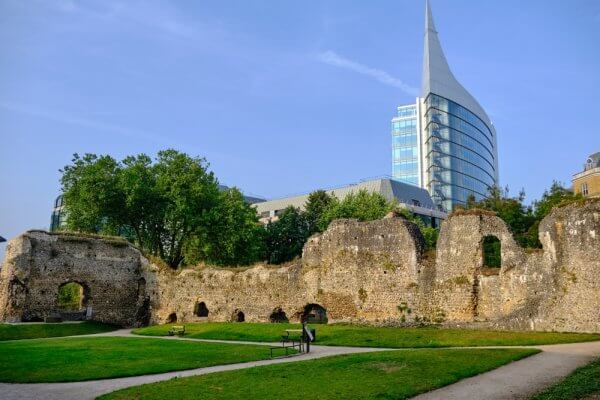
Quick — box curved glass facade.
[390,1,498,213]
[391,105,419,185]
[425,94,497,211]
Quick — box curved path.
[0,329,598,400]
[0,329,390,400]
[412,340,600,400]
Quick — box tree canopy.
[264,207,311,264]
[61,150,243,268]
[317,190,394,231]
[463,182,582,248]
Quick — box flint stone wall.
[0,231,147,327]
[0,201,598,332]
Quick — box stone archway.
[482,235,501,273]
[57,281,91,321]
[194,301,209,317]
[57,281,89,311]
[166,312,177,323]
[232,309,245,322]
[269,307,288,323]
[302,304,328,324]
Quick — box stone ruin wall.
[0,200,598,333]
[0,231,146,327]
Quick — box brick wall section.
[0,201,598,332]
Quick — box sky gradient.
[1,0,599,257]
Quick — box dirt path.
[1,330,598,400]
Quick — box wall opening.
[194,301,209,317]
[57,282,87,311]
[302,304,328,324]
[269,307,288,323]
[232,309,245,322]
[482,235,501,275]
[166,312,177,323]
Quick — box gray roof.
[585,152,600,170]
[254,178,445,218]
[218,185,266,204]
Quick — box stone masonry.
[0,200,598,332]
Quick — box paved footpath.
[412,340,600,400]
[1,329,599,400]
[0,330,390,400]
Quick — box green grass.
[134,322,600,348]
[99,348,539,400]
[0,337,281,382]
[531,358,600,399]
[0,321,116,341]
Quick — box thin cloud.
[49,0,206,41]
[318,50,418,96]
[0,101,166,144]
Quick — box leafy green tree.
[465,186,537,247]
[318,190,393,231]
[185,188,265,266]
[60,154,122,234]
[482,236,501,268]
[57,283,83,310]
[61,150,220,268]
[464,183,581,249]
[395,208,439,251]
[264,207,311,264]
[533,181,582,220]
[304,190,334,234]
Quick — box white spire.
[421,0,492,126]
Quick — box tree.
[60,153,122,234]
[464,183,581,249]
[264,207,310,264]
[533,181,582,221]
[318,190,393,231]
[61,150,220,268]
[465,186,537,247]
[304,190,334,234]
[395,208,439,251]
[185,188,265,266]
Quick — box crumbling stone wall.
[0,231,146,327]
[0,201,598,332]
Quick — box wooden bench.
[168,325,186,336]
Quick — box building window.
[581,182,589,196]
[411,199,421,207]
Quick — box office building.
[392,1,499,212]
[253,177,447,227]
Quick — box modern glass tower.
[392,0,499,212]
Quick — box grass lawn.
[0,337,281,382]
[0,321,116,341]
[134,322,600,348]
[531,358,600,399]
[99,348,539,400]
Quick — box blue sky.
[1,0,599,257]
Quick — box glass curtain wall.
[424,94,497,212]
[392,105,419,185]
